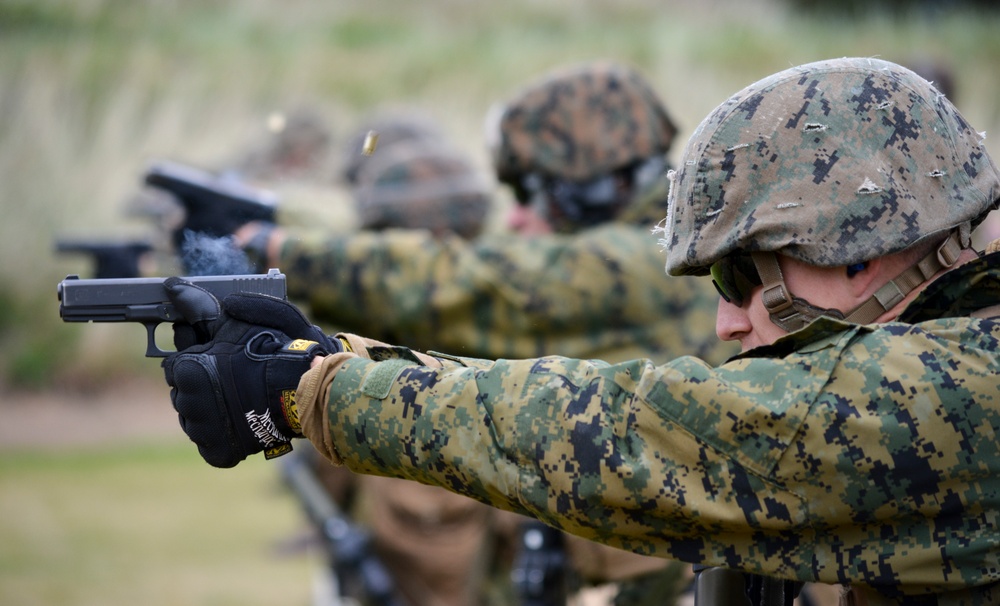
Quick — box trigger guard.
[144,322,172,358]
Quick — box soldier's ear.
[846,262,867,278]
[848,257,884,300]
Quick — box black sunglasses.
[710,254,763,307]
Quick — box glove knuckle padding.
[166,353,245,468]
[224,293,311,333]
[224,293,336,352]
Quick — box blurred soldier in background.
[339,109,448,188]
[311,132,508,606]
[234,61,733,367]
[227,107,335,185]
[243,110,507,606]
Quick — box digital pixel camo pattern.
[281,176,737,367]
[664,57,1000,276]
[492,60,678,184]
[352,141,493,240]
[318,252,1000,605]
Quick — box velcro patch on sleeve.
[361,358,417,400]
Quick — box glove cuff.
[267,338,330,442]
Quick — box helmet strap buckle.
[753,251,847,332]
[753,252,813,331]
[752,252,790,309]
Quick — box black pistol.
[58,268,286,357]
[55,238,154,279]
[143,159,278,245]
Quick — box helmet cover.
[341,111,446,186]
[663,57,1000,276]
[354,141,493,239]
[493,61,678,183]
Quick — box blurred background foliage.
[2,0,1000,389]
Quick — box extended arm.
[257,225,733,364]
[295,321,1000,593]
[296,334,816,578]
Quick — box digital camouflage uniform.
[279,176,732,366]
[280,62,732,367]
[291,58,1000,605]
[302,252,1000,606]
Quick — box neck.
[874,248,980,322]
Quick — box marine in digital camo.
[259,58,1000,604]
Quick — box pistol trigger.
[143,321,170,358]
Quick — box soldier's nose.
[715,297,751,344]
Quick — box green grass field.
[0,439,317,605]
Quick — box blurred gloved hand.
[161,277,341,468]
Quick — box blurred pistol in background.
[57,268,286,357]
[143,159,279,247]
[55,238,154,279]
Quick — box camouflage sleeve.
[278,226,734,364]
[323,317,1000,593]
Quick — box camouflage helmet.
[664,57,1000,278]
[490,61,678,184]
[353,141,493,239]
[234,107,331,181]
[340,110,446,186]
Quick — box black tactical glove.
[161,277,341,468]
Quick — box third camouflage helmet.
[340,110,446,186]
[353,141,493,239]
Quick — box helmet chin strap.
[752,228,968,332]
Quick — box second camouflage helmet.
[663,57,1000,277]
[490,61,678,184]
